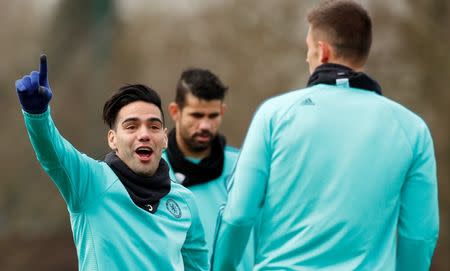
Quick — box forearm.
[397,124,439,270]
[396,236,438,271]
[181,193,210,271]
[23,108,94,209]
[212,209,254,271]
[212,187,263,271]
[24,108,68,170]
[212,105,270,270]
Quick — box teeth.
[136,147,152,153]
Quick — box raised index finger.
[39,54,47,85]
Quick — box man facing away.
[212,1,439,270]
[15,55,209,271]
[162,68,254,270]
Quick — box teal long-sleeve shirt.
[23,109,209,271]
[212,84,439,271]
[162,147,256,270]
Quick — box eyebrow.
[121,117,163,125]
[189,111,220,116]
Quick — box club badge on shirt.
[166,199,182,218]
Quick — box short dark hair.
[103,84,165,129]
[175,68,228,108]
[307,0,372,65]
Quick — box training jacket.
[163,147,255,270]
[23,109,209,271]
[212,84,439,271]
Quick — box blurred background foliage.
[0,0,448,270]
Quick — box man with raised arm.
[15,55,209,271]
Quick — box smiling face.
[107,101,167,176]
[169,93,225,159]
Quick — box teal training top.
[23,109,209,271]
[212,84,439,271]
[163,146,255,270]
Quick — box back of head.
[103,84,165,129]
[175,68,228,108]
[307,0,372,66]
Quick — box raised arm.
[15,55,104,212]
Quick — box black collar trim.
[104,152,171,213]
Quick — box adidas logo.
[300,98,315,106]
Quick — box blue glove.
[15,55,53,114]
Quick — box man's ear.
[107,129,117,151]
[168,102,180,121]
[163,127,168,149]
[220,103,227,116]
[318,41,331,63]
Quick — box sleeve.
[212,105,271,270]
[181,192,210,271]
[396,124,439,271]
[23,109,104,212]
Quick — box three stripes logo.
[300,97,315,106]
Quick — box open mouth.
[135,146,153,161]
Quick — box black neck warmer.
[104,152,171,214]
[307,63,382,95]
[165,129,225,187]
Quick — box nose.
[137,126,150,142]
[198,118,212,131]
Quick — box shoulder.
[384,97,426,123]
[378,96,430,138]
[169,182,198,209]
[224,145,239,158]
[390,99,433,154]
[362,95,432,157]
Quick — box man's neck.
[326,59,364,72]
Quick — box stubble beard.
[184,131,215,154]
